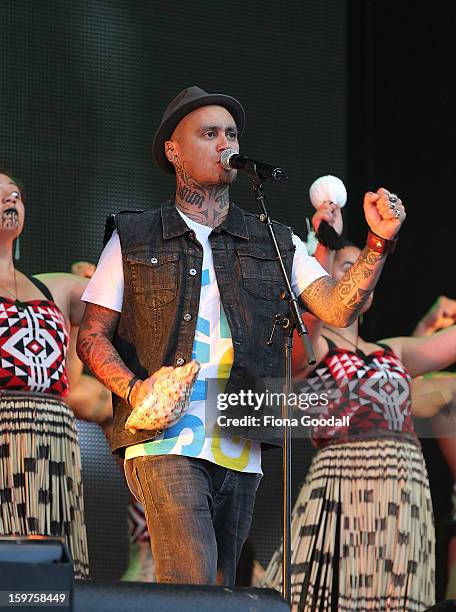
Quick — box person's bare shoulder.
[34,273,88,324]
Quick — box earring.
[359,313,364,326]
[166,145,175,161]
[14,237,20,261]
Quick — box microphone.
[220,149,288,182]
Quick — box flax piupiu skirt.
[0,391,89,578]
[262,436,435,611]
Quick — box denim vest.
[108,200,296,455]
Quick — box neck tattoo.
[174,154,230,228]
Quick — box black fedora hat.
[153,86,245,175]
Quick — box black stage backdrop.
[347,0,456,340]
[347,0,455,598]
[1,0,346,579]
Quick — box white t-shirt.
[82,209,328,475]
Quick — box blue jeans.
[130,454,261,585]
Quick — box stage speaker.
[0,536,73,611]
[423,601,456,611]
[74,580,289,612]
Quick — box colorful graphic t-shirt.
[125,213,262,472]
[82,208,328,474]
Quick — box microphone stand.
[248,173,316,605]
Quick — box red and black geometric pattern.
[308,345,414,447]
[0,298,69,396]
[127,494,150,544]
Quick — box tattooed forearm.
[301,246,385,327]
[76,303,135,401]
[336,248,380,298]
[174,153,230,227]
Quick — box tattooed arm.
[76,303,172,408]
[301,246,385,327]
[300,188,406,327]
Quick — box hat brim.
[153,93,245,175]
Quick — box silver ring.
[394,209,400,219]
[389,203,396,209]
[388,193,398,203]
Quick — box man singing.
[77,86,405,585]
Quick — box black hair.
[340,236,361,250]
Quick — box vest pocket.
[237,252,284,301]
[127,251,179,308]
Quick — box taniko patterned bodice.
[0,297,69,396]
[310,338,415,448]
